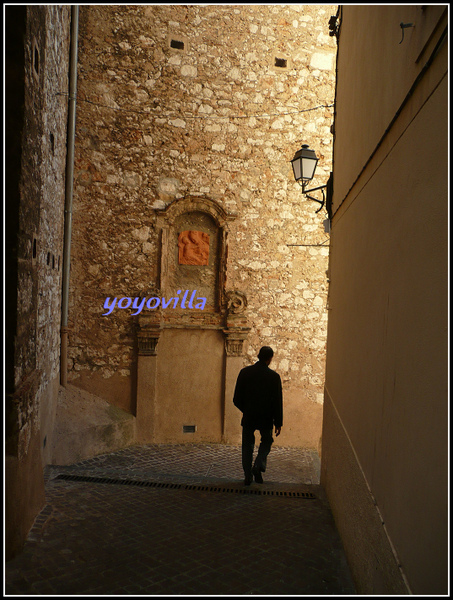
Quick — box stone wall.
[37,6,72,463]
[69,5,337,448]
[6,5,71,558]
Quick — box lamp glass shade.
[291,145,318,183]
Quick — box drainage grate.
[54,473,316,498]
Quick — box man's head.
[258,346,274,364]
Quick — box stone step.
[51,384,135,465]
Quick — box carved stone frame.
[155,196,235,312]
[135,197,249,444]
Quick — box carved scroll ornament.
[224,290,250,356]
[226,290,247,315]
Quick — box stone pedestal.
[223,353,244,445]
[222,294,250,444]
[136,315,162,443]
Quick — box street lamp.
[290,144,331,216]
[290,144,318,189]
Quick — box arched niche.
[155,196,235,313]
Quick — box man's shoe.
[244,475,253,486]
[252,466,263,484]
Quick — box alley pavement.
[5,443,356,596]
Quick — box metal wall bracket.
[399,22,415,44]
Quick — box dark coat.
[233,360,283,430]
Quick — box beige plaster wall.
[321,393,409,595]
[332,5,448,209]
[322,5,448,594]
[154,329,225,443]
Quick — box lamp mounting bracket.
[399,22,415,44]
[298,182,327,213]
[306,190,325,214]
[302,183,327,195]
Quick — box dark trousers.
[242,426,274,477]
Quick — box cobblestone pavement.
[5,443,356,596]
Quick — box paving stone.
[6,443,355,595]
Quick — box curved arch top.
[155,196,237,228]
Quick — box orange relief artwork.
[178,230,210,266]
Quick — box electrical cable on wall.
[56,91,334,121]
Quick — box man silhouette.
[233,346,283,485]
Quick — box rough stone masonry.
[68,5,337,448]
